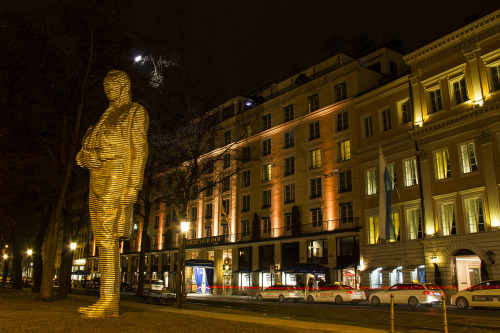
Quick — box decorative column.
[463,49,484,105]
[213,248,224,296]
[410,75,424,125]
[418,149,436,236]
[478,132,500,229]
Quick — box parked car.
[451,280,500,309]
[256,284,304,302]
[143,279,164,291]
[369,283,442,307]
[306,284,365,304]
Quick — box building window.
[263,114,271,130]
[283,105,294,122]
[307,94,319,113]
[334,82,347,102]
[310,208,323,228]
[307,239,327,262]
[390,212,401,242]
[435,149,451,180]
[400,99,412,124]
[449,76,469,105]
[262,189,271,208]
[336,111,349,132]
[460,142,478,174]
[339,170,352,193]
[428,88,443,114]
[222,224,229,238]
[241,170,250,188]
[164,213,171,227]
[310,177,322,199]
[205,181,214,196]
[243,123,251,138]
[387,164,397,189]
[223,153,231,169]
[365,169,377,195]
[404,158,418,187]
[368,215,379,244]
[241,220,250,236]
[153,235,157,247]
[262,217,271,234]
[407,207,423,240]
[284,213,292,231]
[381,108,391,131]
[224,130,231,145]
[154,215,159,229]
[465,197,485,233]
[309,120,320,141]
[363,115,373,138]
[284,130,294,149]
[309,148,321,169]
[205,226,212,237]
[221,199,230,221]
[487,64,500,92]
[440,203,457,236]
[284,184,295,204]
[337,139,350,162]
[262,139,271,156]
[339,202,353,223]
[241,146,251,162]
[241,195,250,212]
[190,207,197,222]
[284,156,295,176]
[262,164,272,182]
[205,203,213,219]
[222,177,230,192]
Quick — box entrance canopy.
[283,263,328,274]
[185,259,214,268]
[71,270,90,275]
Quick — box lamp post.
[27,249,33,279]
[2,254,8,286]
[179,221,190,308]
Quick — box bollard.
[390,293,395,333]
[442,294,448,333]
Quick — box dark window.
[284,131,294,149]
[262,139,271,156]
[307,94,319,113]
[334,82,347,102]
[241,170,250,188]
[284,105,294,122]
[263,114,272,130]
[284,156,295,176]
[309,121,320,141]
[224,131,231,145]
[336,111,349,132]
[339,202,353,222]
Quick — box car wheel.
[371,296,380,306]
[307,295,314,303]
[335,295,343,305]
[278,294,285,303]
[408,296,419,307]
[456,297,469,310]
[257,294,263,302]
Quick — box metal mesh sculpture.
[76,70,149,317]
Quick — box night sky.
[136,1,500,100]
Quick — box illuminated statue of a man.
[76,70,148,317]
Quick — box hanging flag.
[379,147,395,241]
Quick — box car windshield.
[425,283,441,290]
[341,285,355,289]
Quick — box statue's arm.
[128,104,149,191]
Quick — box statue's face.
[103,71,130,103]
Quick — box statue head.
[103,70,131,104]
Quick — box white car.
[143,279,164,291]
[451,280,500,309]
[256,284,304,302]
[369,283,442,307]
[306,284,366,304]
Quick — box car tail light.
[362,291,366,296]
[346,291,354,294]
[423,291,435,296]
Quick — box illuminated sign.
[186,236,224,248]
[74,259,86,265]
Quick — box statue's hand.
[76,149,101,169]
[121,187,138,205]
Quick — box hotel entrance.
[453,250,482,291]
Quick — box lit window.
[221,199,230,223]
[427,88,443,114]
[222,224,229,237]
[407,207,422,240]
[334,82,347,102]
[389,212,400,242]
[241,195,250,212]
[284,130,294,149]
[368,215,379,245]
[262,217,271,234]
[262,189,271,208]
[449,76,469,105]
[387,164,396,190]
[262,139,271,156]
[404,158,418,187]
[337,139,350,162]
[284,213,292,231]
[440,203,456,236]
[284,184,295,204]
[365,169,377,195]
[465,197,485,233]
[309,148,322,169]
[435,149,451,180]
[363,115,373,138]
[381,108,391,131]
[263,114,271,130]
[261,164,272,182]
[310,177,322,199]
[284,156,295,176]
[283,105,294,122]
[339,170,352,193]
[336,111,349,132]
[307,94,319,113]
[460,142,478,174]
[310,208,323,227]
[399,100,412,124]
[309,121,320,141]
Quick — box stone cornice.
[404,10,500,67]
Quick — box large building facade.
[87,10,500,296]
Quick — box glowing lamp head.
[27,249,33,256]
[3,254,7,259]
[134,55,143,62]
[70,242,77,250]
[181,221,190,233]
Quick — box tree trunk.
[175,210,187,308]
[135,182,152,297]
[32,207,50,293]
[1,260,9,286]
[57,195,75,298]
[11,231,23,290]
[40,207,62,301]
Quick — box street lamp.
[27,249,32,256]
[179,221,190,308]
[3,254,7,260]
[70,243,77,250]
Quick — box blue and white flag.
[379,147,395,241]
